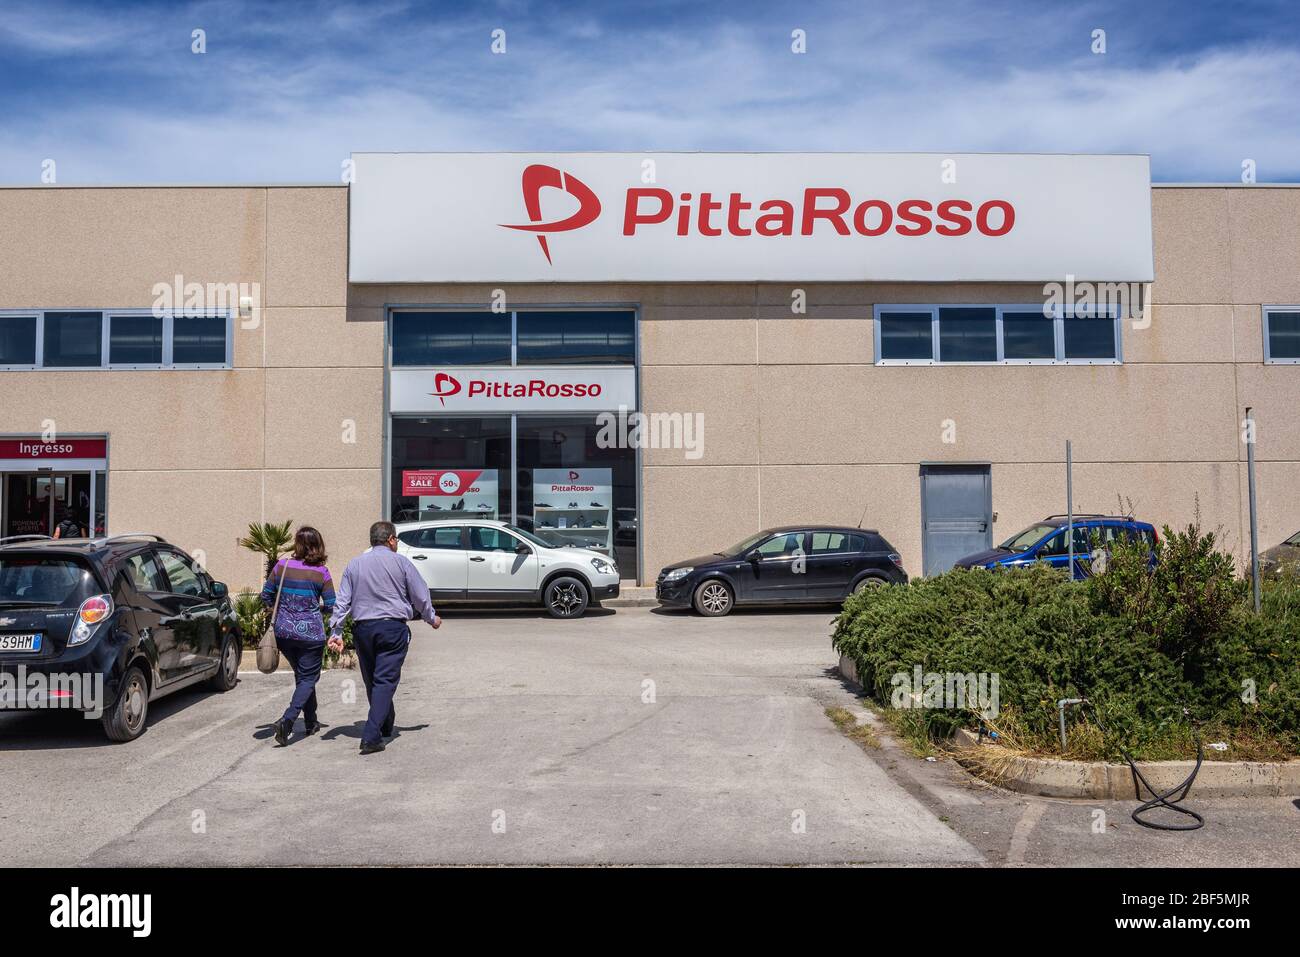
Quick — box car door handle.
[470,556,487,562]
[411,555,427,560]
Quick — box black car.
[656,526,908,616]
[0,533,241,742]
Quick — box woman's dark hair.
[293,526,328,566]
[61,508,76,522]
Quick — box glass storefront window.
[516,311,635,365]
[388,413,639,578]
[516,415,637,574]
[390,417,512,523]
[392,311,512,366]
[387,308,640,579]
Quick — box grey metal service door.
[920,465,992,576]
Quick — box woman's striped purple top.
[260,557,336,642]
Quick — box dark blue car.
[953,514,1157,580]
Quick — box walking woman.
[261,526,336,745]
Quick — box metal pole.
[1066,440,1074,579]
[1246,408,1261,614]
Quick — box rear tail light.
[70,594,113,646]
[79,595,112,624]
[888,553,904,568]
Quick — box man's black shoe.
[360,740,386,755]
[273,719,291,746]
[304,720,322,736]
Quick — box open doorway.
[2,472,96,538]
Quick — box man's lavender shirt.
[329,546,436,635]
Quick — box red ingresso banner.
[0,437,108,459]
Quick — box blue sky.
[2,0,1298,183]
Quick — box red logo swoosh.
[500,164,602,264]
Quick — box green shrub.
[832,522,1300,760]
[234,590,267,649]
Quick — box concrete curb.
[605,586,658,608]
[836,654,1300,799]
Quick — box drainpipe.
[1246,407,1261,615]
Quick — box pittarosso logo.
[428,372,602,402]
[500,163,1016,262]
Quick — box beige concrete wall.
[0,186,375,591]
[2,184,1295,588]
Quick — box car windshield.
[1286,531,1300,547]
[0,555,98,607]
[998,523,1059,553]
[718,531,772,556]
[505,524,552,549]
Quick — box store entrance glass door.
[2,473,93,538]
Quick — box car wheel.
[852,576,886,595]
[693,579,733,617]
[208,633,240,692]
[545,576,590,619]
[102,664,149,743]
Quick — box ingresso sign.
[390,367,637,413]
[349,152,1154,284]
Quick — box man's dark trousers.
[351,618,411,746]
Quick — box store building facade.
[1,153,1297,588]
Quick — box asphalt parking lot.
[2,605,1297,867]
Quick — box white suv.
[395,519,620,619]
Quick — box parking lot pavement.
[1,605,1296,867]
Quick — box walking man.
[329,521,440,755]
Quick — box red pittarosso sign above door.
[0,438,108,459]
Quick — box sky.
[1,0,1298,184]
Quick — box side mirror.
[745,550,761,563]
[515,544,532,555]
[210,581,229,598]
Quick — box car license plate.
[0,633,41,653]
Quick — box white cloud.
[0,0,1297,182]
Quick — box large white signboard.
[350,152,1154,283]
[390,366,636,413]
